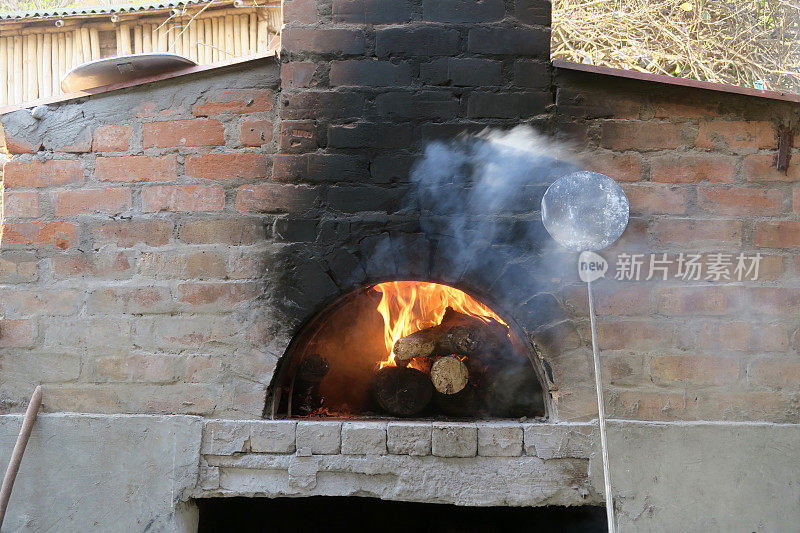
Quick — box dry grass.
[552,0,800,92]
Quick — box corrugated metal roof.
[0,0,227,20]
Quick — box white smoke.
[409,125,580,285]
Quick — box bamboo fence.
[0,4,281,105]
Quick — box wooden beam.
[120,23,132,55]
[0,7,275,38]
[57,32,66,94]
[8,37,17,103]
[256,14,268,53]
[89,27,100,59]
[20,35,26,100]
[51,32,59,95]
[249,13,257,55]
[80,27,91,62]
[171,22,181,54]
[0,387,43,531]
[189,20,198,63]
[232,14,242,56]
[39,33,50,98]
[0,38,8,106]
[142,23,152,53]
[32,35,41,100]
[50,33,58,96]
[224,15,234,58]
[133,25,143,54]
[26,35,37,100]
[196,20,205,62]
[73,28,81,64]
[36,34,43,97]
[157,23,167,52]
[239,15,249,56]
[65,32,73,69]
[212,16,220,62]
[181,20,190,59]
[202,18,212,63]
[13,36,23,102]
[49,32,57,95]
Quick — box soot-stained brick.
[374,91,462,119]
[420,58,504,87]
[328,122,413,149]
[273,153,371,183]
[332,0,413,23]
[422,0,505,23]
[376,27,461,58]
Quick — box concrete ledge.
[197,453,595,507]
[196,418,800,531]
[0,413,202,533]
[193,419,600,507]
[3,414,799,532]
[595,420,800,532]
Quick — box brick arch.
[263,253,577,416]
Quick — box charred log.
[297,353,330,383]
[434,384,479,418]
[393,307,509,365]
[430,356,469,395]
[372,366,433,417]
[292,353,330,416]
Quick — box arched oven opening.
[267,280,547,420]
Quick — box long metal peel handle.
[0,385,43,530]
[587,281,615,533]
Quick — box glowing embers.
[272,281,545,419]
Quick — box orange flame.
[372,281,507,369]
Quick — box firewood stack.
[371,307,524,418]
[286,306,544,419]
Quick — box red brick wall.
[557,70,800,422]
[0,65,280,417]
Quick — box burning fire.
[373,281,507,369]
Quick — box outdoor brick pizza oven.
[4,0,800,530]
[184,0,605,516]
[0,0,613,525]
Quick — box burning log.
[372,366,433,417]
[392,330,437,366]
[429,356,469,395]
[393,307,509,366]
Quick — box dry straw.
[552,0,800,93]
